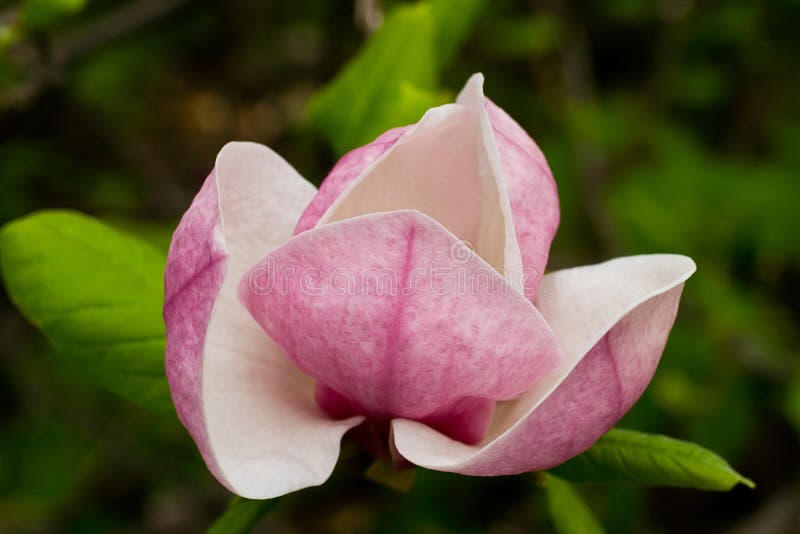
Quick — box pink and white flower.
[164,74,695,498]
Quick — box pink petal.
[296,74,559,299]
[238,210,561,445]
[295,85,526,292]
[294,126,409,234]
[164,142,361,499]
[456,74,560,299]
[392,254,695,474]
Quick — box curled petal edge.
[392,254,696,475]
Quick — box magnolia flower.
[164,74,695,499]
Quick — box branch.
[2,0,190,108]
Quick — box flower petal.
[392,254,695,474]
[164,142,361,499]
[294,126,409,234]
[456,74,560,299]
[296,73,559,298]
[296,90,525,292]
[238,210,561,444]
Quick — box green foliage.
[428,0,487,67]
[0,210,171,412]
[786,373,800,434]
[0,24,20,52]
[0,419,96,527]
[550,429,754,491]
[478,15,560,58]
[610,124,800,264]
[21,0,88,31]
[309,0,486,154]
[207,497,280,534]
[0,0,797,530]
[545,475,605,534]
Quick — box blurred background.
[1,0,798,532]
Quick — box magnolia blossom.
[164,74,695,499]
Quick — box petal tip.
[215,140,273,167]
[650,253,697,285]
[456,73,486,105]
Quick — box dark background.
[1,0,798,531]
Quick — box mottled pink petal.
[392,254,695,474]
[456,74,560,299]
[238,210,561,445]
[295,126,409,234]
[296,74,559,298]
[164,142,361,499]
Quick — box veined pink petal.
[392,254,695,475]
[238,210,561,445]
[164,142,361,499]
[296,87,526,293]
[296,74,560,299]
[456,74,560,299]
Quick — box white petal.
[392,254,695,475]
[165,142,362,499]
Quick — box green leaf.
[0,210,171,412]
[373,81,450,136]
[545,474,605,534]
[207,497,280,534]
[309,0,487,155]
[428,0,488,67]
[550,428,755,491]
